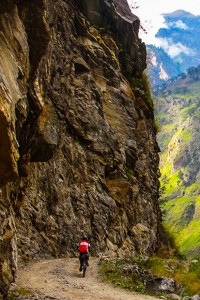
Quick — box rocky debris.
[0,0,162,298]
[121,263,180,294]
[0,195,17,299]
[105,258,200,300]
[183,296,200,300]
[146,276,178,293]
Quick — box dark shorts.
[79,252,89,263]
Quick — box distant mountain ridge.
[163,9,196,19]
[147,10,200,88]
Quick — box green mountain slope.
[155,66,200,257]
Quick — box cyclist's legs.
[79,253,89,268]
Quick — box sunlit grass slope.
[155,66,200,257]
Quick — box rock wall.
[0,0,162,297]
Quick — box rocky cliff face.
[0,0,162,297]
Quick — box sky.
[127,0,200,45]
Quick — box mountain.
[147,45,181,87]
[155,65,200,257]
[147,10,200,88]
[0,0,163,297]
[163,10,196,19]
[149,9,200,258]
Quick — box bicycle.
[80,253,88,277]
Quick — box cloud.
[166,20,189,29]
[156,38,195,58]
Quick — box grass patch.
[161,194,200,257]
[9,288,34,300]
[126,168,134,180]
[99,256,200,296]
[99,258,145,292]
[180,103,197,117]
[185,183,200,196]
[160,170,184,199]
[181,129,192,141]
[161,161,172,177]
[178,220,200,256]
[162,196,194,230]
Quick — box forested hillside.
[155,65,200,257]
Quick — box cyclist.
[78,236,90,271]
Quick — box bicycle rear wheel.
[82,261,87,277]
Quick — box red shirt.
[79,240,90,253]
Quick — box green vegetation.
[180,103,198,117]
[126,168,134,180]
[155,65,200,258]
[99,256,200,296]
[131,72,154,109]
[160,184,200,256]
[9,288,33,300]
[154,119,162,133]
[178,220,200,256]
[142,73,154,108]
[185,183,200,195]
[162,171,181,192]
[99,258,145,292]
[162,196,194,230]
[141,256,200,295]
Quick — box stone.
[146,276,177,293]
[191,295,200,300]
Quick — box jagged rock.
[182,296,200,300]
[0,195,17,299]
[0,0,163,298]
[120,263,181,296]
[146,277,178,293]
[76,0,146,77]
[191,296,200,300]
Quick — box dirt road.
[15,257,161,300]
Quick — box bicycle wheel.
[82,261,87,277]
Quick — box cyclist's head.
[82,236,88,241]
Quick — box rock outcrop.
[0,0,162,297]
